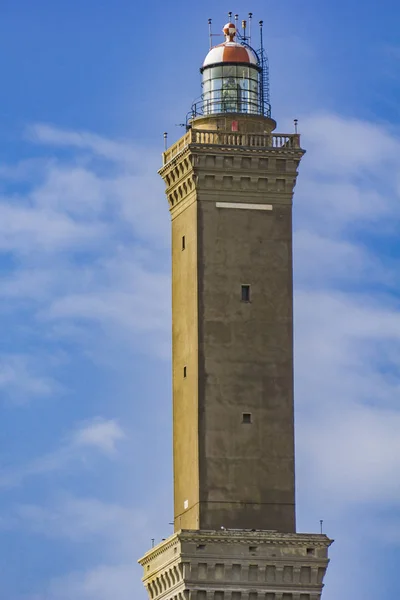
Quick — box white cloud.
[0,354,58,404]
[45,263,170,335]
[28,123,140,165]
[288,115,400,542]
[294,289,400,510]
[0,201,104,254]
[300,113,400,173]
[0,418,125,488]
[0,157,55,182]
[12,495,151,600]
[0,124,169,364]
[295,179,395,232]
[294,230,375,286]
[45,564,141,600]
[71,418,125,455]
[16,495,145,551]
[298,403,400,508]
[0,267,57,301]
[32,166,107,217]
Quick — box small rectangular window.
[182,236,185,250]
[183,366,187,378]
[241,285,251,302]
[242,413,252,424]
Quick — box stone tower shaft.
[159,114,305,534]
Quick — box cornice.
[189,143,305,159]
[177,529,333,546]
[138,535,180,566]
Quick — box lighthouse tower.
[139,18,332,600]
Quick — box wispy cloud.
[0,418,125,489]
[0,124,169,362]
[290,115,400,563]
[15,495,144,550]
[27,123,140,165]
[301,113,400,173]
[12,495,148,600]
[0,354,58,404]
[71,418,126,456]
[42,564,140,600]
[0,201,104,254]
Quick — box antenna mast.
[248,12,253,45]
[242,19,247,42]
[208,18,212,49]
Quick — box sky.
[0,0,400,598]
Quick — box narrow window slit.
[241,285,251,302]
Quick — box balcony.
[162,129,301,166]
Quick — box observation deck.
[162,128,301,166]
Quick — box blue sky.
[1,1,400,598]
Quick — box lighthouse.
[139,17,332,600]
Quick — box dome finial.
[223,22,237,42]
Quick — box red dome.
[202,22,258,69]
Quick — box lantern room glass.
[202,64,260,115]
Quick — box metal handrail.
[189,97,271,122]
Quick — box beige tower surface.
[164,114,302,534]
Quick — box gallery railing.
[162,129,301,165]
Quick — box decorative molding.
[159,137,303,213]
[139,531,332,600]
[216,202,273,211]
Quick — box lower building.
[139,530,331,600]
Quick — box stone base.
[139,530,332,600]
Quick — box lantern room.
[190,18,271,120]
[200,23,260,115]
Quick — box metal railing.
[162,129,301,165]
[190,97,271,120]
